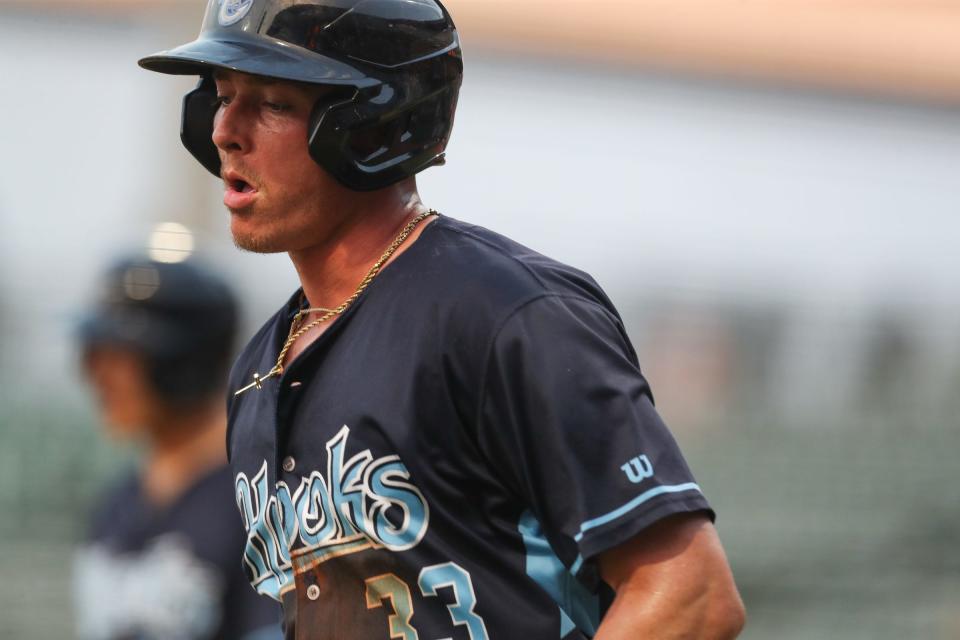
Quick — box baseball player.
[139,1,745,638]
[74,256,281,640]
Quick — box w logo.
[620,455,654,484]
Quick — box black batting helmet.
[77,257,239,405]
[138,0,463,192]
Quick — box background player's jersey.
[74,465,281,640]
[226,216,713,639]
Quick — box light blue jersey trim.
[240,624,284,640]
[570,555,584,576]
[573,483,702,542]
[518,510,600,636]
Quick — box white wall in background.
[2,16,959,403]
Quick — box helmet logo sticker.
[218,0,254,26]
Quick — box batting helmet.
[77,257,239,405]
[138,0,463,192]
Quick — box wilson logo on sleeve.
[620,454,654,484]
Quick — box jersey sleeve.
[475,293,713,589]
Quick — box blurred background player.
[72,255,281,640]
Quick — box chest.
[228,310,490,550]
[233,316,445,462]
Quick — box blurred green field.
[683,416,960,639]
[0,400,131,639]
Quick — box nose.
[212,101,250,156]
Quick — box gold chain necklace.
[234,209,436,396]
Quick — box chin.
[231,231,289,254]
[230,215,288,254]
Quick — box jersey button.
[306,584,320,601]
[282,456,296,473]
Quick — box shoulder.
[419,216,615,320]
[393,217,637,407]
[396,216,633,373]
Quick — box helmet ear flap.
[307,83,447,191]
[307,87,375,190]
[181,76,221,177]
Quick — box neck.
[289,185,430,309]
[141,399,227,507]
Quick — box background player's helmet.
[139,0,463,192]
[77,257,239,405]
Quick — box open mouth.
[223,168,257,193]
[222,170,259,208]
[230,179,255,193]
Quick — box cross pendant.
[233,367,281,396]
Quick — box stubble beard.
[229,205,289,254]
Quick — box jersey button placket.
[275,376,302,482]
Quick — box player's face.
[212,70,352,253]
[82,347,159,437]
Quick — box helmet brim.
[139,32,379,87]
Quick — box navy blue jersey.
[74,465,282,640]
[226,216,713,639]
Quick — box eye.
[264,101,291,113]
[213,94,232,108]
